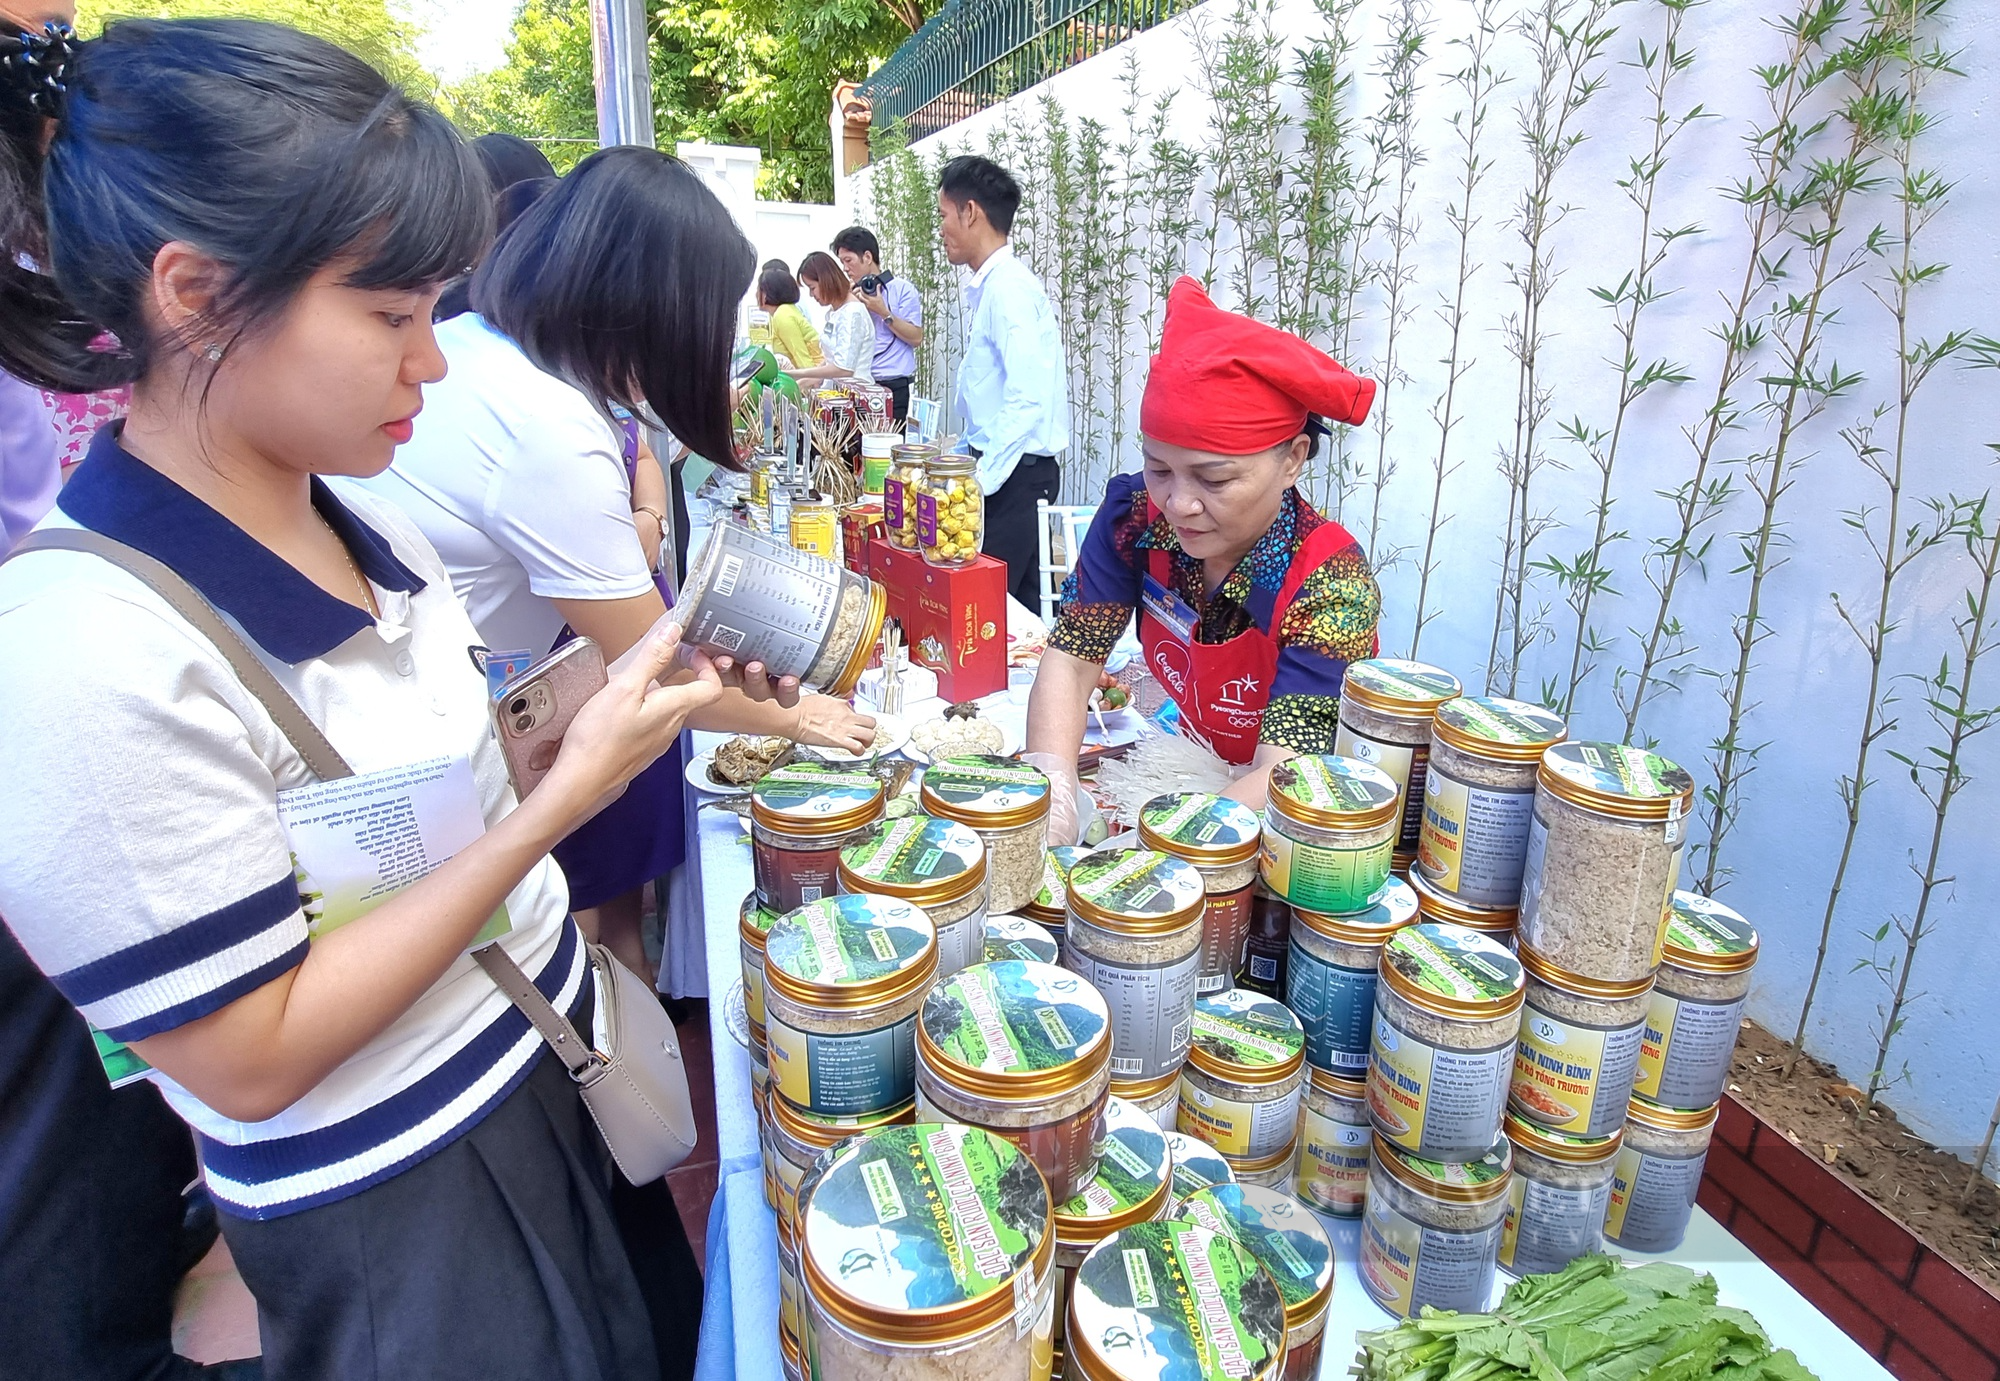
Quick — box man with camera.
[832,226,924,422]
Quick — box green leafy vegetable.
[1350,1255,1822,1381]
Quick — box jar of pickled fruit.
[883,443,932,552]
[919,452,983,569]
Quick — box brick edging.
[1697,1094,2000,1381]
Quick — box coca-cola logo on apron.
[1151,637,1192,698]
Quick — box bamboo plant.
[1484,0,1625,699]
[1105,51,1149,469]
[1193,0,1292,318]
[1409,0,1507,660]
[1694,17,1897,895]
[1286,0,1366,350]
[1786,0,1963,1076]
[1539,0,1704,721]
[1617,0,1853,742]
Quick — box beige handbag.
[9,528,700,1184]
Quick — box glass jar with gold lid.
[839,814,988,980]
[1500,1110,1621,1277]
[1335,658,1464,861]
[1604,1096,1719,1253]
[1414,695,1567,910]
[919,755,1053,913]
[1518,742,1696,983]
[918,451,983,569]
[1060,848,1207,1083]
[1141,791,1263,993]
[1176,1183,1335,1381]
[1177,989,1306,1164]
[1361,1132,1512,1318]
[1261,755,1401,915]
[1635,891,1760,1107]
[882,441,934,551]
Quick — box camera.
[858,269,895,295]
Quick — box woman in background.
[756,261,821,368]
[433,132,558,322]
[788,249,873,385]
[350,148,875,980]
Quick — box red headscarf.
[1139,277,1376,455]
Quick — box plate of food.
[811,713,909,763]
[904,705,1017,764]
[686,734,793,795]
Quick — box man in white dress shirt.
[938,155,1071,608]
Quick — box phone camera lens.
[508,696,529,715]
[514,714,533,732]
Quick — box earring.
[203,343,223,362]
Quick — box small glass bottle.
[918,452,983,569]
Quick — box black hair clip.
[2,21,79,119]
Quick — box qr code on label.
[1171,1018,1191,1049]
[711,625,747,652]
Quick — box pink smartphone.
[490,638,609,799]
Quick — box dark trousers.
[877,374,913,423]
[982,452,1062,610]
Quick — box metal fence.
[859,0,1200,145]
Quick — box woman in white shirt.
[0,19,715,1379]
[352,149,875,980]
[788,250,875,385]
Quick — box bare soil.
[1728,1020,2000,1291]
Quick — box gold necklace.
[315,508,378,618]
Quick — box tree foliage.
[76,0,434,97]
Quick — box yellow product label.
[1336,727,1417,795]
[743,955,766,1030]
[1175,1075,1301,1159]
[1510,1006,1645,1138]
[1415,770,1537,908]
[779,1251,802,1344]
[1259,827,1393,914]
[1296,1106,1371,1216]
[1360,1187,1503,1319]
[1634,988,1746,1107]
[1499,1176,1525,1267]
[1368,1009,1513,1158]
[766,1012,915,1117]
[789,507,839,559]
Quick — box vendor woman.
[1026,277,1380,842]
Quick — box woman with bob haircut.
[787,249,874,385]
[0,18,717,1379]
[351,146,876,982]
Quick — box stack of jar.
[1176,987,1307,1188]
[1048,1096,1173,1375]
[1058,848,1208,1132]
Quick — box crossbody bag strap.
[470,943,598,1081]
[6,528,356,781]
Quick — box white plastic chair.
[1037,499,1099,626]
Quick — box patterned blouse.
[1050,471,1380,754]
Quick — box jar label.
[1178,1077,1301,1159]
[677,527,847,680]
[1297,1107,1371,1216]
[1140,792,1261,853]
[883,474,906,527]
[1500,1173,1610,1276]
[1416,769,1537,906]
[1271,754,1399,816]
[923,959,1107,1074]
[1511,1006,1647,1138]
[1360,1191,1502,1319]
[741,949,766,1030]
[1368,1007,1514,1159]
[841,815,983,888]
[1666,890,1758,959]
[765,894,932,987]
[1285,943,1378,1075]
[1604,1144,1707,1252]
[1542,742,1694,804]
[1259,827,1393,913]
[1336,726,1429,852]
[916,488,941,548]
[1063,945,1199,1082]
[923,756,1052,813]
[1067,1220,1286,1380]
[753,837,843,913]
[1068,846,1204,919]
[1190,988,1303,1068]
[1635,989,1747,1108]
[768,1012,917,1115]
[1196,885,1255,990]
[983,915,1060,965]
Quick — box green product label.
[1381,1136,1512,1190]
[922,754,1050,811]
[1175,1184,1332,1308]
[1067,849,1205,920]
[1059,1096,1169,1221]
[801,1123,1048,1312]
[1270,754,1399,816]
[1344,658,1462,707]
[1190,989,1303,1068]
[1543,741,1694,803]
[740,890,780,935]
[765,893,932,986]
[921,959,1107,1074]
[1665,890,1758,958]
[841,815,983,887]
[1140,793,1261,853]
[982,915,1060,964]
[1259,826,1394,914]
[1433,695,1567,747]
[1163,1131,1235,1200]
[1032,845,1091,912]
[1068,1219,1286,1381]
[752,763,883,818]
[1382,922,1524,1005]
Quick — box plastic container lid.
[918,960,1111,1100]
[1163,1131,1237,1202]
[751,763,886,836]
[1021,845,1089,925]
[860,432,899,457]
[763,893,937,1010]
[1175,1184,1334,1329]
[1267,754,1401,832]
[1340,659,1464,718]
[1137,792,1263,868]
[1292,876,1420,946]
[1431,695,1569,761]
[1054,1096,1173,1241]
[1372,1131,1514,1205]
[982,914,1060,964]
[1407,868,1519,929]
[740,890,782,949]
[1503,1110,1622,1165]
[1066,1220,1286,1381]
[1663,891,1760,973]
[1538,741,1695,822]
[1379,922,1527,1021]
[800,1122,1052,1346]
[1064,848,1207,935]
[919,754,1052,830]
[838,814,987,908]
[1186,989,1305,1087]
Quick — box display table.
[682,726,1890,1381]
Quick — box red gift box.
[867,540,1008,702]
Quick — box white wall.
[853,0,2000,1167]
[677,141,849,302]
